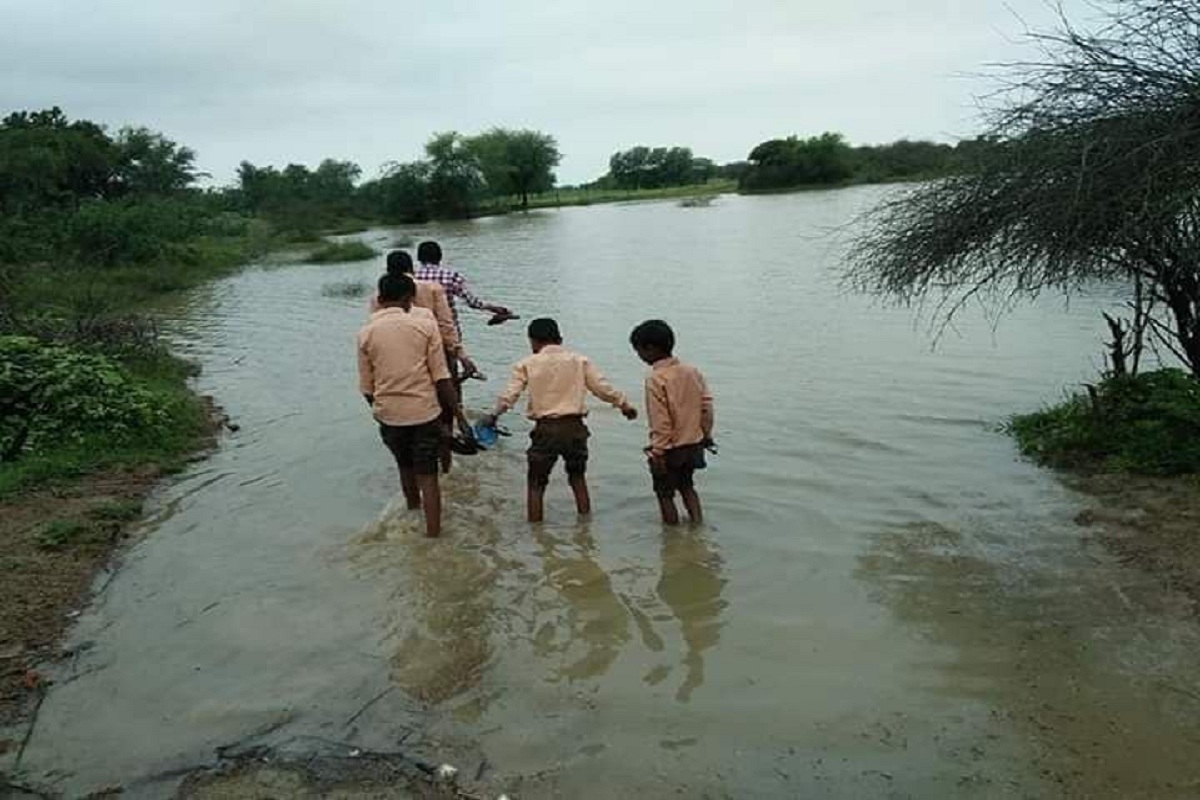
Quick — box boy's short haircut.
[386,250,414,275]
[630,319,675,354]
[527,317,562,344]
[378,272,416,303]
[416,240,442,265]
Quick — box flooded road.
[15,187,1200,797]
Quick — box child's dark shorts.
[379,419,443,476]
[650,443,706,497]
[528,416,589,486]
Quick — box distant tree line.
[1,105,1001,277]
[0,107,220,269]
[233,128,562,229]
[739,132,991,192]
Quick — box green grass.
[35,520,98,550]
[304,241,378,263]
[322,220,373,236]
[89,499,144,522]
[1010,369,1200,475]
[480,180,736,213]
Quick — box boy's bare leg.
[658,495,681,526]
[527,482,547,523]
[680,487,703,524]
[568,474,591,516]
[399,466,422,510]
[416,474,442,538]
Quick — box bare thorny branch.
[846,0,1200,377]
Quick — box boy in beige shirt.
[630,319,714,525]
[358,273,457,537]
[481,318,638,523]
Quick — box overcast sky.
[1,0,1089,185]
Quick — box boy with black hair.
[629,319,714,525]
[481,318,638,523]
[358,273,458,537]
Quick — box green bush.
[1011,369,1200,475]
[0,336,174,462]
[305,241,377,263]
[68,197,205,267]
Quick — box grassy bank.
[304,240,378,263]
[1010,370,1200,475]
[480,180,736,214]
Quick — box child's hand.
[478,413,498,430]
[621,405,638,421]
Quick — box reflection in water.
[656,529,728,702]
[357,493,504,714]
[532,525,632,682]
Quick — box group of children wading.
[356,241,715,537]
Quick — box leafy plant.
[0,336,173,462]
[1011,370,1200,475]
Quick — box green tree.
[606,145,704,189]
[741,133,854,191]
[424,132,484,218]
[360,160,432,223]
[468,128,561,208]
[0,107,118,214]
[112,127,200,195]
[846,0,1200,378]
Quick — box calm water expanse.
[18,187,1200,797]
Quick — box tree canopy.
[605,146,707,189]
[467,128,561,208]
[0,107,119,214]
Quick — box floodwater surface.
[15,188,1200,798]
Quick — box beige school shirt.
[368,280,463,355]
[497,345,631,420]
[644,357,713,456]
[357,307,451,426]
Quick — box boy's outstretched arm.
[583,359,638,419]
[452,271,509,316]
[481,363,528,426]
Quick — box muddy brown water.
[12,188,1200,798]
